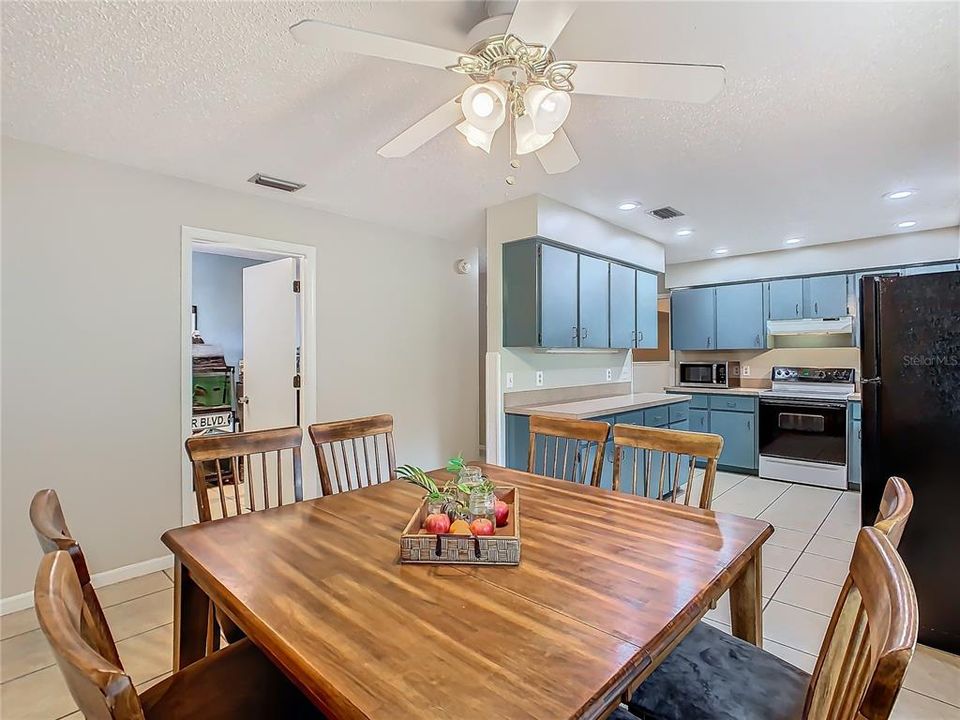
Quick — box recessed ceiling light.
[618,201,640,211]
[676,229,694,237]
[884,190,915,200]
[896,220,917,229]
[713,247,729,255]
[785,237,803,245]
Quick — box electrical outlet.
[605,368,613,381]
[535,371,544,387]
[505,372,514,389]
[742,366,751,377]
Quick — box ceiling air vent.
[247,173,306,193]
[647,206,684,220]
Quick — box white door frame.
[180,226,319,525]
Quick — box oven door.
[679,363,717,386]
[759,397,847,465]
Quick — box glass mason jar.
[457,466,483,507]
[468,488,496,523]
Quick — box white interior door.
[242,257,299,509]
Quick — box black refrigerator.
[860,270,960,654]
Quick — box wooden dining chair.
[34,550,322,720]
[625,525,918,720]
[308,414,396,496]
[612,424,724,509]
[874,476,913,549]
[527,415,610,487]
[29,489,123,670]
[184,426,303,523]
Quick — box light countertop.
[663,385,767,396]
[848,393,861,401]
[506,392,691,420]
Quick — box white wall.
[1,138,479,600]
[192,252,264,370]
[666,227,960,288]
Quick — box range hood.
[767,317,854,336]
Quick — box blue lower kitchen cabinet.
[848,401,861,489]
[709,409,756,471]
[689,408,709,433]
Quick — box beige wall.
[1,138,480,600]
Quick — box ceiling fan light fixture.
[515,113,554,155]
[523,85,571,135]
[462,82,506,133]
[455,121,493,153]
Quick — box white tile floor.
[2,475,959,719]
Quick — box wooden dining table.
[163,462,772,720]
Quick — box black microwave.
[678,361,741,388]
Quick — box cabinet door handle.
[706,336,712,348]
[727,401,736,407]
[747,420,752,430]
[755,333,761,346]
[571,325,578,340]
[581,326,588,339]
[638,330,643,342]
[815,301,819,314]
[796,303,800,316]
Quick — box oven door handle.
[760,398,848,409]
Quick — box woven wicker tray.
[399,487,520,565]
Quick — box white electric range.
[758,366,856,490]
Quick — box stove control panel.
[772,366,856,384]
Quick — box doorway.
[180,226,318,525]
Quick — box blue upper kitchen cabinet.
[767,277,804,320]
[901,262,960,275]
[540,243,580,347]
[715,282,765,350]
[803,274,850,318]
[635,270,658,349]
[671,287,716,350]
[503,240,582,348]
[578,254,610,348]
[609,262,636,349]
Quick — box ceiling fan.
[290,2,725,176]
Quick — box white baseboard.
[1,554,174,616]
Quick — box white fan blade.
[535,128,580,174]
[506,1,577,50]
[377,96,463,158]
[290,20,465,70]
[570,61,726,103]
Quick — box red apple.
[494,499,510,527]
[424,513,451,534]
[469,518,495,536]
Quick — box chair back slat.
[184,427,303,522]
[526,416,610,487]
[612,424,723,509]
[309,414,397,495]
[874,477,913,549]
[29,490,123,670]
[35,551,144,720]
[803,527,918,720]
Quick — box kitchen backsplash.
[675,347,862,387]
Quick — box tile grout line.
[0,619,174,686]
[1,579,173,643]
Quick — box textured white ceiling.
[3,1,958,262]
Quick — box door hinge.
[292,374,301,389]
[292,280,301,293]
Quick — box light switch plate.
[605,368,613,381]
[535,371,544,387]
[505,372,514,389]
